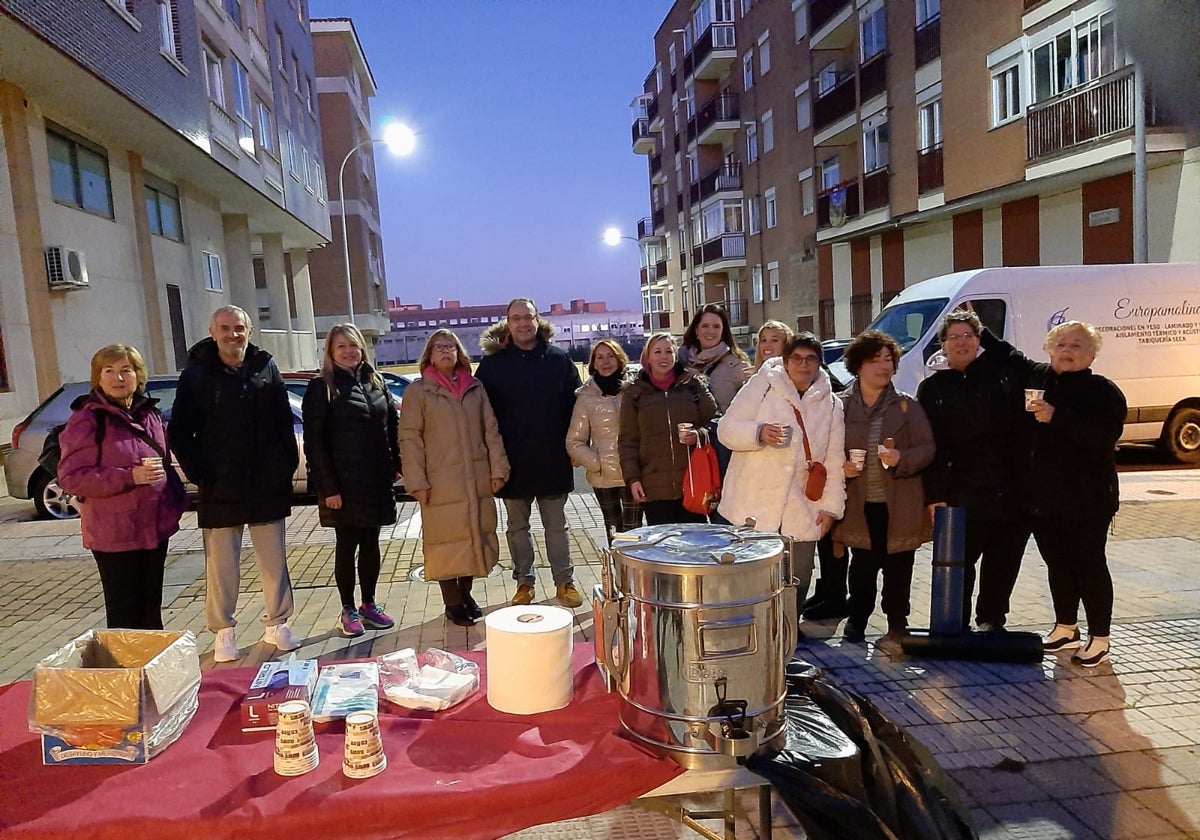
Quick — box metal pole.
[338,137,377,324]
[1133,62,1148,263]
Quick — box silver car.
[4,376,309,519]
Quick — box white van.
[828,263,1200,462]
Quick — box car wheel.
[29,468,82,520]
[1162,406,1200,464]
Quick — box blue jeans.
[504,495,572,586]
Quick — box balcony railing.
[860,51,887,102]
[637,217,654,239]
[917,143,944,193]
[647,96,659,125]
[810,0,851,33]
[690,162,742,204]
[725,298,749,328]
[655,260,668,280]
[814,74,856,131]
[631,117,653,149]
[861,167,889,212]
[692,232,746,266]
[816,180,860,228]
[207,100,239,154]
[684,23,736,77]
[652,207,665,230]
[1026,66,1148,160]
[914,15,941,67]
[691,91,739,145]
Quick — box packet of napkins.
[377,648,479,711]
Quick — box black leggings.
[93,541,168,630]
[1033,514,1114,637]
[847,502,915,625]
[334,525,382,608]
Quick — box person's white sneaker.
[263,622,301,651]
[213,627,239,663]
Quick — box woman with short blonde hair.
[753,321,794,370]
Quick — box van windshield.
[867,298,949,352]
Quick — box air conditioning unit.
[44,246,89,290]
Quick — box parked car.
[821,338,852,365]
[283,371,410,410]
[5,376,310,520]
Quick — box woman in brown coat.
[399,330,510,627]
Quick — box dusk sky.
[307,0,673,313]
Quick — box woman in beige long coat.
[399,329,509,627]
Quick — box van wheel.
[28,469,82,520]
[1162,408,1200,464]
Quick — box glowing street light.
[338,122,416,323]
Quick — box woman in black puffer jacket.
[302,324,400,638]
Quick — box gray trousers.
[203,520,294,631]
[504,495,572,586]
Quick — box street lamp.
[604,226,655,330]
[338,122,416,324]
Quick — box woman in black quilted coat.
[302,324,400,638]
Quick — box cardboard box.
[240,659,319,731]
[30,629,200,765]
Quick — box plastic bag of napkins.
[378,648,479,711]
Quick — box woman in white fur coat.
[717,333,847,602]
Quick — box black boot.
[444,604,476,627]
[842,617,867,644]
[458,576,483,620]
[439,580,475,627]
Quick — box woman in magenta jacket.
[58,345,188,629]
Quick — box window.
[224,0,241,27]
[291,52,301,94]
[305,77,315,113]
[203,49,224,107]
[1030,10,1119,103]
[800,175,815,215]
[820,156,840,190]
[741,0,753,15]
[817,61,838,95]
[992,62,1021,126]
[1031,31,1072,103]
[286,130,299,177]
[863,117,890,172]
[765,187,777,228]
[685,82,696,119]
[158,0,180,59]
[919,99,942,150]
[231,59,254,153]
[752,265,763,303]
[688,150,700,182]
[256,100,274,154]
[916,0,939,26]
[758,32,771,75]
[275,27,285,71]
[795,84,811,131]
[748,195,761,234]
[746,121,758,163]
[302,147,312,189]
[861,5,886,61]
[203,252,223,291]
[762,110,774,153]
[743,51,754,90]
[793,0,808,41]
[669,43,677,73]
[46,126,113,217]
[145,176,182,240]
[768,262,780,301]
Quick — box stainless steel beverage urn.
[592,523,797,769]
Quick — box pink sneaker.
[340,608,365,638]
[358,602,394,630]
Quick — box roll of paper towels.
[485,605,574,715]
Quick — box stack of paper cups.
[273,699,319,776]
[342,710,386,779]
[485,605,574,715]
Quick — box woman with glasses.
[399,330,509,627]
[302,323,400,637]
[836,330,935,646]
[718,333,846,608]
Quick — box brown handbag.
[792,406,827,502]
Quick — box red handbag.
[793,407,828,502]
[682,442,721,515]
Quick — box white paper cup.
[849,448,866,468]
[141,456,163,468]
[343,711,386,779]
[274,700,319,776]
[1025,389,1045,411]
[774,424,793,447]
[677,423,694,444]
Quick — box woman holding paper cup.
[718,333,846,604]
[399,330,510,627]
[58,344,188,630]
[835,331,935,645]
[980,321,1126,667]
[618,333,718,525]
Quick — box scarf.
[648,368,676,392]
[423,364,475,400]
[593,371,624,397]
[684,342,731,375]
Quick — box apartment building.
[0,0,331,442]
[310,16,391,340]
[631,0,1199,342]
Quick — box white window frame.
[758,31,771,75]
[860,3,887,62]
[746,121,759,163]
[203,49,225,107]
[863,114,890,173]
[203,251,223,291]
[765,187,777,228]
[991,59,1022,127]
[795,83,811,131]
[256,100,274,154]
[916,0,939,26]
[751,265,764,304]
[919,98,942,150]
[792,0,808,42]
[747,195,761,234]
[286,130,299,178]
[820,155,840,191]
[158,0,177,56]
[231,58,254,152]
[762,109,774,153]
[743,51,754,90]
[768,262,780,301]
[817,61,839,95]
[798,169,815,215]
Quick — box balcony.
[814,74,856,132]
[810,0,855,49]
[1026,66,1155,160]
[684,23,736,81]
[637,217,655,239]
[649,151,664,183]
[642,312,672,331]
[691,92,740,146]
[810,0,851,33]
[692,232,746,268]
[248,28,271,80]
[861,168,889,212]
[914,15,941,68]
[817,180,860,228]
[860,51,887,103]
[655,260,668,280]
[647,96,661,130]
[690,162,742,205]
[725,298,750,328]
[652,207,665,231]
[632,117,655,154]
[207,100,240,155]
[917,143,944,193]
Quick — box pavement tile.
[1060,791,1188,839]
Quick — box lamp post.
[604,226,655,333]
[337,122,415,324]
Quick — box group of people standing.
[58,297,1124,669]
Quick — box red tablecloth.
[0,646,682,839]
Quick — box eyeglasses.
[788,354,820,365]
[432,343,458,353]
[944,332,978,343]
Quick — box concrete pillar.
[0,79,61,400]
[126,152,168,372]
[220,213,255,316]
[290,248,318,369]
[261,233,291,334]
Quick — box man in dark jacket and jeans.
[476,298,583,608]
[168,305,301,662]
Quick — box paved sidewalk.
[0,471,1197,838]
